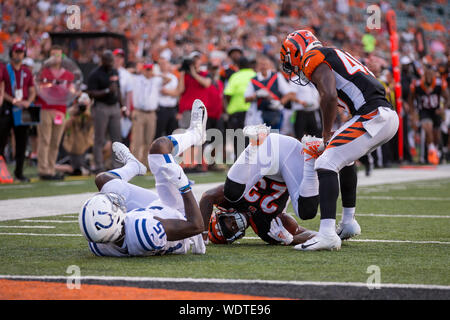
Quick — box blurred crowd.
[0,0,448,182]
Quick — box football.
[277,213,302,235]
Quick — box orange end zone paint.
[0,279,292,300]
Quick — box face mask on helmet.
[79,192,127,243]
[208,207,248,244]
[280,30,322,86]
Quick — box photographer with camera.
[61,93,94,176]
[175,51,211,129]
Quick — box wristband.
[179,185,192,194]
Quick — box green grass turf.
[0,179,449,286]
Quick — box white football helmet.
[79,192,127,243]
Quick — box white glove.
[269,99,283,111]
[267,217,293,245]
[160,163,191,193]
[190,234,206,255]
[255,89,271,99]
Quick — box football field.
[0,165,449,300]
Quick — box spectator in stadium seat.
[0,42,36,182]
[86,49,123,173]
[35,45,75,180]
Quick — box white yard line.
[0,232,81,237]
[0,274,448,291]
[19,220,78,223]
[242,236,450,245]
[358,196,450,201]
[0,225,55,229]
[347,239,450,245]
[345,213,450,218]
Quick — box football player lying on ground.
[201,178,317,246]
[200,124,325,246]
[78,99,208,257]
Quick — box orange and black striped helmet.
[208,206,248,244]
[280,30,322,85]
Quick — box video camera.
[178,51,201,73]
[179,56,194,72]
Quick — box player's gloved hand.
[268,217,293,245]
[190,233,206,254]
[160,163,191,194]
[269,99,283,111]
[255,89,270,99]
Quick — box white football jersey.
[87,201,190,257]
[226,133,306,217]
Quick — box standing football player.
[79,99,207,257]
[409,59,449,165]
[280,30,399,251]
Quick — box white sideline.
[0,274,449,291]
[242,237,450,245]
[344,213,450,218]
[0,165,450,222]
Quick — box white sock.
[319,219,336,236]
[300,158,319,197]
[108,161,140,182]
[342,207,355,223]
[168,129,201,157]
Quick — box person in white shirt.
[113,49,133,111]
[130,64,170,165]
[113,49,134,143]
[289,81,322,139]
[244,55,295,129]
[155,57,179,138]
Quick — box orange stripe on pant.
[326,110,378,149]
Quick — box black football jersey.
[301,46,391,116]
[411,77,446,111]
[221,176,290,244]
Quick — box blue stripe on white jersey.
[81,199,94,242]
[88,242,104,256]
[134,218,164,251]
[167,136,179,154]
[163,154,172,163]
